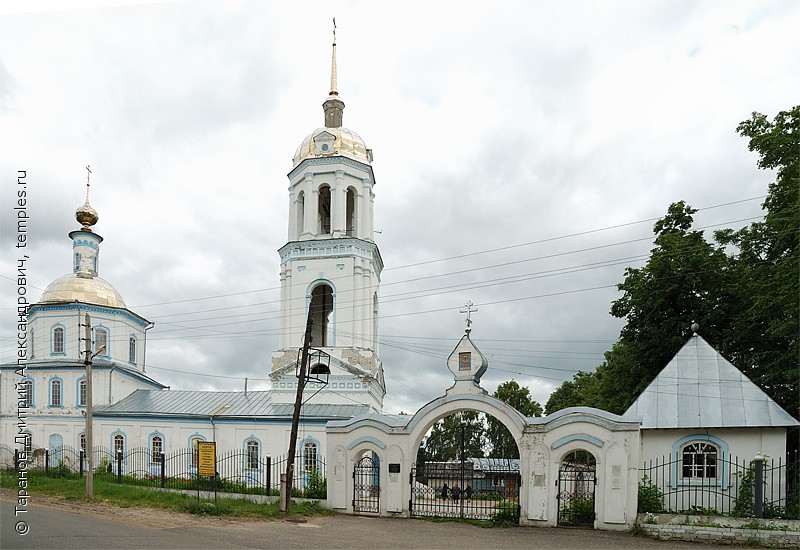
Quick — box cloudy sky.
[1,0,798,414]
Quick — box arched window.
[79,433,86,452]
[245,439,259,469]
[50,378,62,407]
[682,442,718,480]
[113,433,125,458]
[129,336,137,364]
[78,378,87,406]
[19,378,33,408]
[309,284,334,347]
[95,327,108,355]
[52,326,65,354]
[346,187,357,236]
[303,440,318,472]
[318,185,331,234]
[190,436,203,467]
[151,435,163,459]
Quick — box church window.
[113,434,125,458]
[682,442,718,479]
[309,284,334,347]
[303,440,318,471]
[74,252,80,271]
[190,436,203,467]
[52,326,65,354]
[93,256,98,273]
[80,433,86,452]
[318,185,331,234]
[129,336,137,364]
[78,379,87,406]
[95,327,108,355]
[346,187,357,236]
[151,435,163,460]
[19,378,33,408]
[50,378,62,407]
[245,439,259,469]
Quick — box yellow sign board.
[197,441,216,477]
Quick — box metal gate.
[557,450,597,526]
[410,423,520,523]
[353,455,380,514]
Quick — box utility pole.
[281,310,313,512]
[83,314,94,498]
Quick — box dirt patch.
[0,488,276,530]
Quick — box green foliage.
[487,380,542,458]
[303,468,327,499]
[420,412,487,462]
[490,503,519,526]
[560,497,595,525]
[637,475,665,513]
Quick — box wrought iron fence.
[8,445,327,499]
[639,451,799,519]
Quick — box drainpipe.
[210,415,216,443]
[108,365,115,405]
[143,322,154,373]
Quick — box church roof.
[624,334,799,429]
[95,389,369,420]
[39,272,127,308]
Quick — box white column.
[353,260,363,347]
[360,178,372,240]
[302,173,316,239]
[287,186,296,241]
[332,170,345,237]
[280,266,291,348]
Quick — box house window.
[129,336,137,363]
[682,442,718,479]
[95,327,108,355]
[190,436,203,467]
[78,379,87,406]
[113,434,125,458]
[303,440,318,471]
[50,379,62,407]
[245,440,259,469]
[53,326,65,354]
[151,435,163,459]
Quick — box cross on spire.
[460,300,478,334]
[85,165,92,201]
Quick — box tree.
[421,412,486,462]
[545,370,603,415]
[716,106,799,419]
[486,380,542,457]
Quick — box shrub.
[303,468,327,499]
[638,475,665,513]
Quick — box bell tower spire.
[323,17,345,128]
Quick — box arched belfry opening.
[309,284,334,346]
[318,185,332,234]
[346,187,357,236]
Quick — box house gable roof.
[624,334,799,429]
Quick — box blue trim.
[551,433,604,450]
[49,434,64,463]
[301,436,322,472]
[110,429,127,465]
[243,435,262,471]
[48,375,64,408]
[50,323,67,356]
[76,376,87,408]
[671,434,730,488]
[30,303,149,328]
[187,433,206,471]
[346,436,386,450]
[19,376,34,407]
[148,430,166,464]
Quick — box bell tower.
[270,24,385,412]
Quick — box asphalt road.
[0,497,721,549]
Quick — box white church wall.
[640,427,788,466]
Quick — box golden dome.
[76,199,99,228]
[292,126,371,167]
[39,273,126,308]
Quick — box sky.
[1,0,798,415]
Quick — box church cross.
[460,300,478,332]
[85,165,92,200]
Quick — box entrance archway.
[353,452,380,514]
[556,449,597,526]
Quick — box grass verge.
[1,468,332,519]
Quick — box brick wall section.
[641,524,800,548]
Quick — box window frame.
[49,377,63,408]
[671,434,730,488]
[52,325,66,355]
[245,439,260,470]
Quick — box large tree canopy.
[486,380,542,458]
[546,106,799,419]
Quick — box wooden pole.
[84,314,94,498]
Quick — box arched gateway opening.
[411,411,521,523]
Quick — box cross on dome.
[460,300,478,334]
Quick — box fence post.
[80,450,85,477]
[117,451,123,484]
[14,449,19,471]
[266,456,271,496]
[754,454,764,518]
[45,449,50,474]
[160,452,166,488]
